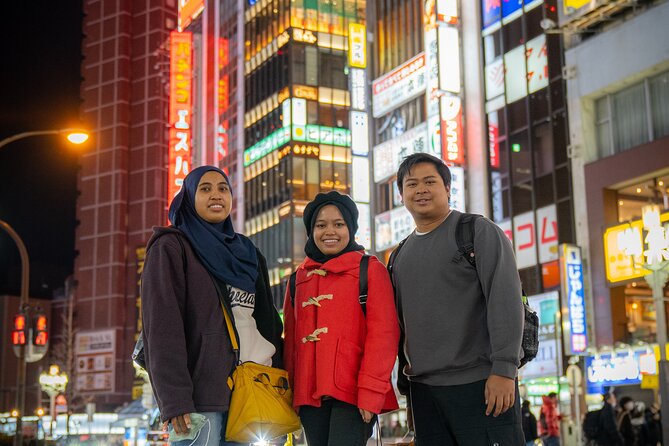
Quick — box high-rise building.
[75,1,177,409]
[242,0,369,305]
[564,0,669,402]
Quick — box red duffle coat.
[283,250,400,414]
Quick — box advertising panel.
[586,348,657,394]
[537,204,559,264]
[348,24,367,69]
[485,58,505,101]
[372,122,433,183]
[449,166,466,212]
[437,26,461,94]
[488,111,500,168]
[481,0,502,33]
[351,156,370,203]
[514,211,537,269]
[558,0,604,27]
[168,31,193,207]
[375,206,415,252]
[372,53,427,118]
[178,0,205,31]
[440,96,464,164]
[437,0,459,24]
[560,244,588,355]
[350,111,369,156]
[504,45,527,103]
[350,68,367,111]
[502,0,524,24]
[526,35,549,94]
[356,203,372,250]
[519,292,561,380]
[75,330,115,393]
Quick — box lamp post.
[1,127,88,446]
[640,204,669,446]
[39,365,68,439]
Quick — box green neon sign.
[244,125,351,166]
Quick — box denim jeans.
[169,412,242,446]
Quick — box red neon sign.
[440,96,464,165]
[168,31,193,207]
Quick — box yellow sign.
[293,28,317,44]
[563,0,591,14]
[641,374,659,389]
[294,85,319,101]
[348,24,366,69]
[603,211,669,283]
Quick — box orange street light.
[0,128,90,150]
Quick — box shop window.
[524,5,544,40]
[320,159,333,190]
[512,182,533,215]
[502,16,523,50]
[533,122,554,177]
[535,173,554,209]
[510,131,531,184]
[650,71,669,139]
[612,82,650,152]
[508,99,528,133]
[557,199,574,244]
[555,165,570,200]
[552,112,568,166]
[333,161,349,192]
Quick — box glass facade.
[483,0,574,297]
[243,0,366,306]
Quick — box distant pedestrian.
[539,392,560,446]
[522,400,539,446]
[596,392,625,446]
[618,396,638,446]
[645,403,662,446]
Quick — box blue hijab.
[168,166,258,293]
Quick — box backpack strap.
[454,213,481,267]
[290,254,370,317]
[358,255,370,316]
[387,236,409,289]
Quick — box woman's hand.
[163,413,192,434]
[359,408,374,423]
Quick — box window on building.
[533,122,554,177]
[319,51,347,90]
[650,70,669,139]
[612,82,649,152]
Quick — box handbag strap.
[209,277,241,364]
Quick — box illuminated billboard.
[372,53,427,118]
[178,0,205,31]
[168,31,193,205]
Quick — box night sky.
[0,2,83,299]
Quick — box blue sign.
[560,244,588,355]
[585,349,656,394]
[481,0,501,31]
[502,0,523,22]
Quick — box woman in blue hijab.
[141,166,283,446]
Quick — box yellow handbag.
[220,300,301,443]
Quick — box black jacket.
[141,227,283,422]
[599,402,624,446]
[522,406,538,441]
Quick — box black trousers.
[410,379,525,446]
[299,399,376,446]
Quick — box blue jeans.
[170,412,242,446]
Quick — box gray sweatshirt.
[393,210,523,386]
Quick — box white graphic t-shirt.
[227,285,275,366]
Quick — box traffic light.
[33,313,48,346]
[12,313,28,346]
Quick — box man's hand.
[485,374,515,417]
[359,408,374,423]
[164,413,192,435]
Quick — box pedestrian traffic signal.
[12,313,28,346]
[33,314,48,346]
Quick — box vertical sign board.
[75,330,115,393]
[518,292,561,380]
[559,244,588,355]
[169,32,193,208]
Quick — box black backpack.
[387,212,539,368]
[583,409,603,441]
[289,255,370,315]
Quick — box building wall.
[77,0,176,409]
[566,1,669,346]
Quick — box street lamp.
[640,204,669,446]
[0,128,89,150]
[0,127,87,446]
[39,365,68,439]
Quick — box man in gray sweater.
[391,153,525,445]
